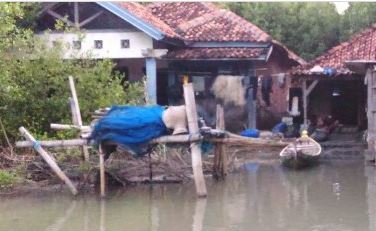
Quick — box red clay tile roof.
[115,2,180,39]
[164,47,268,60]
[292,24,376,76]
[147,2,271,43]
[147,2,217,29]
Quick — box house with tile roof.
[36,2,304,131]
[289,24,376,143]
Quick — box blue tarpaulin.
[240,128,260,138]
[89,105,167,156]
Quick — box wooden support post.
[247,88,256,129]
[213,104,227,179]
[302,80,308,127]
[19,127,78,195]
[302,80,318,127]
[99,144,106,198]
[74,2,79,28]
[145,58,157,104]
[183,83,207,197]
[68,76,90,161]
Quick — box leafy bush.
[0,170,17,189]
[0,3,145,140]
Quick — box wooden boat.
[279,134,322,169]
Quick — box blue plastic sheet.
[90,105,167,156]
[240,128,260,138]
[272,122,287,134]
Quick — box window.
[73,40,81,50]
[94,40,103,49]
[192,76,206,92]
[121,39,130,48]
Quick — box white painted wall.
[37,30,153,59]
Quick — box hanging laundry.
[261,76,273,106]
[288,88,303,116]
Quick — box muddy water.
[0,160,375,231]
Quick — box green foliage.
[340,3,376,42]
[225,2,340,60]
[0,170,17,189]
[0,2,145,140]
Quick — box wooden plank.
[47,9,73,26]
[79,11,104,27]
[19,127,78,195]
[183,83,207,197]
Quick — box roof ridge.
[116,2,180,39]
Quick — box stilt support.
[183,82,207,197]
[213,104,227,179]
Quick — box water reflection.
[192,199,207,231]
[0,161,374,231]
[45,201,77,231]
[365,165,376,231]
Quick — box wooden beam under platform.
[16,133,288,148]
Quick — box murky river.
[0,160,375,231]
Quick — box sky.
[333,2,350,14]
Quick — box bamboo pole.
[68,76,90,161]
[16,134,288,148]
[183,83,207,197]
[69,76,82,125]
[151,133,202,143]
[69,98,79,125]
[50,123,91,132]
[212,137,289,147]
[99,144,106,198]
[18,127,78,195]
[16,139,88,148]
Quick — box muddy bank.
[0,144,283,196]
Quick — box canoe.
[279,136,322,169]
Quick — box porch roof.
[291,23,376,77]
[163,47,268,60]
